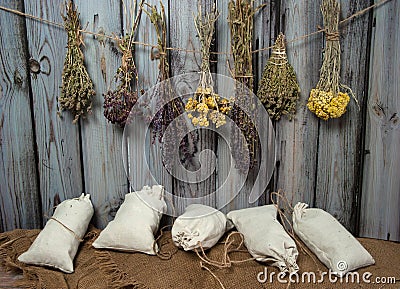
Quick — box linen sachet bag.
[93,185,167,255]
[172,204,232,251]
[18,194,94,273]
[293,202,375,276]
[227,205,299,274]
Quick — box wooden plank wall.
[0,0,398,241]
[0,0,41,230]
[360,0,400,241]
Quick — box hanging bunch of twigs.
[185,5,232,128]
[58,1,95,124]
[103,2,144,126]
[144,2,198,168]
[307,0,357,120]
[228,0,259,170]
[257,33,300,121]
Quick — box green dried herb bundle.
[307,0,356,120]
[228,0,258,170]
[103,2,143,127]
[59,1,95,124]
[257,33,300,121]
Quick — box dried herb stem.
[145,2,198,167]
[59,1,95,124]
[103,1,144,126]
[228,0,258,170]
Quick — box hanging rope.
[0,0,392,56]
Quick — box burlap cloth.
[0,227,399,289]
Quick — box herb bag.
[227,205,299,274]
[18,194,94,273]
[172,204,233,251]
[293,203,375,276]
[92,185,166,255]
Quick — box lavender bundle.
[144,2,198,168]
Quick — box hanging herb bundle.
[228,0,258,170]
[103,2,143,126]
[144,2,198,168]
[307,0,356,120]
[185,6,232,128]
[59,1,95,124]
[257,33,300,121]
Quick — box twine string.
[0,0,391,56]
[44,215,84,242]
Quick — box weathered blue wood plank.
[273,0,322,208]
[360,0,400,241]
[314,0,372,233]
[75,0,129,228]
[169,0,216,215]
[0,0,41,230]
[24,0,84,225]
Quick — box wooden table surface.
[0,266,22,289]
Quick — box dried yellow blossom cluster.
[307,89,350,120]
[185,87,232,128]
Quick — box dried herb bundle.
[144,2,198,167]
[185,6,232,128]
[307,0,351,120]
[59,1,95,124]
[257,33,300,121]
[103,3,143,126]
[228,0,258,169]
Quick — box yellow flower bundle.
[185,6,232,128]
[307,0,353,120]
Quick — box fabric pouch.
[18,194,94,273]
[92,185,166,255]
[227,205,299,274]
[293,202,375,276]
[172,204,232,251]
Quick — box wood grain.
[23,0,84,226]
[75,0,128,228]
[314,0,372,233]
[169,0,216,215]
[273,0,322,208]
[360,0,400,241]
[0,0,41,230]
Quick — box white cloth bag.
[172,204,232,251]
[92,185,166,255]
[18,194,94,273]
[227,205,299,274]
[293,203,375,276]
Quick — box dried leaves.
[307,0,351,120]
[257,33,300,121]
[59,1,95,124]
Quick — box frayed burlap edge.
[0,232,39,288]
[95,249,148,289]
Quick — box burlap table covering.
[0,227,399,289]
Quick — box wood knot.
[13,70,23,86]
[29,58,41,74]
